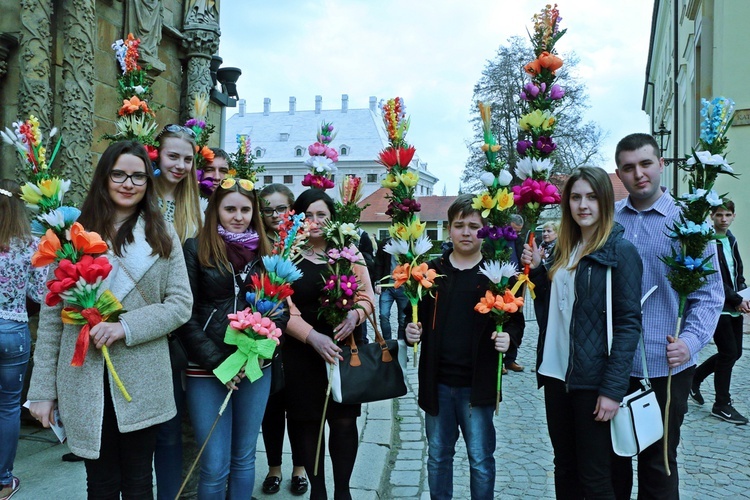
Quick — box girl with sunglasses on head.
[28,141,193,499]
[152,123,204,499]
[0,180,48,500]
[521,166,642,499]
[179,177,284,499]
[256,183,308,496]
[283,188,374,500]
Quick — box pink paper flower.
[512,178,561,205]
[308,142,326,156]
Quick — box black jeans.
[611,367,694,500]
[694,315,743,405]
[542,376,615,499]
[262,388,303,468]
[84,383,159,500]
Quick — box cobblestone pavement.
[383,317,750,499]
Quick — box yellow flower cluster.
[471,189,514,218]
[389,219,426,241]
[381,171,419,189]
[518,109,556,133]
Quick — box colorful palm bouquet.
[1,116,81,237]
[228,134,264,183]
[377,97,436,366]
[471,101,525,412]
[514,4,564,264]
[186,93,218,197]
[213,212,308,385]
[104,34,158,151]
[302,121,339,190]
[660,96,736,474]
[33,222,131,401]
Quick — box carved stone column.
[181,0,221,121]
[59,0,96,205]
[18,0,53,132]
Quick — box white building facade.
[223,94,438,200]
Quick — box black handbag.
[168,332,189,371]
[328,299,407,404]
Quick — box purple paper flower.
[524,82,540,98]
[339,275,358,297]
[549,84,565,100]
[323,275,338,291]
[516,140,533,156]
[536,136,557,155]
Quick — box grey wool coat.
[28,220,193,459]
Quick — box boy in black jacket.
[405,194,523,499]
[691,200,750,424]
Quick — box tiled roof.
[359,187,457,223]
[609,172,629,201]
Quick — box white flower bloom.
[339,223,358,237]
[683,188,723,207]
[304,155,334,173]
[134,85,145,95]
[705,190,723,206]
[479,172,495,187]
[515,158,533,180]
[687,151,733,173]
[412,235,433,257]
[384,238,409,256]
[49,127,58,138]
[478,260,518,284]
[497,169,513,186]
[37,209,65,229]
[533,158,554,174]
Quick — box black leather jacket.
[716,230,747,313]
[178,237,288,371]
[531,223,642,402]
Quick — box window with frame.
[263,175,273,184]
[283,175,293,184]
[378,229,390,241]
[366,173,378,183]
[255,148,263,158]
[426,229,438,242]
[295,147,304,157]
[340,146,348,156]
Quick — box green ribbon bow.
[213,327,277,384]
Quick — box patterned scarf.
[218,225,260,270]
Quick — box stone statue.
[184,0,219,27]
[125,0,163,61]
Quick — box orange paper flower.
[200,146,215,163]
[392,263,411,288]
[411,262,438,289]
[474,290,498,314]
[70,222,108,255]
[32,229,62,267]
[118,96,151,116]
[524,59,542,77]
[498,290,524,313]
[537,51,563,74]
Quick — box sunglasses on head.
[220,177,254,191]
[159,124,197,139]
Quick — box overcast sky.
[218,0,653,195]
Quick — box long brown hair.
[78,140,173,258]
[0,179,30,249]
[154,127,202,243]
[549,166,614,278]
[198,182,271,271]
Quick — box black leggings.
[289,417,358,500]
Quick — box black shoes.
[290,475,308,496]
[689,383,705,405]
[262,475,281,494]
[711,403,749,425]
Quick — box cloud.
[220,0,652,190]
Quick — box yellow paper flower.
[38,178,60,198]
[399,171,419,188]
[408,219,426,239]
[472,192,496,218]
[20,183,42,204]
[381,173,400,189]
[495,188,514,211]
[518,109,554,132]
[389,223,409,240]
[193,92,209,120]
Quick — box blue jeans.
[424,384,496,499]
[154,369,185,500]
[186,367,270,500]
[379,286,409,340]
[0,319,31,487]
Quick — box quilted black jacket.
[531,223,642,402]
[178,237,288,371]
[412,249,525,415]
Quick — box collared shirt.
[615,189,723,378]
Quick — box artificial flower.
[381,173,400,189]
[686,150,732,173]
[474,290,499,314]
[480,172,496,187]
[32,229,62,267]
[549,84,565,100]
[497,169,513,187]
[537,51,563,73]
[69,222,108,255]
[495,189,515,211]
[472,192,496,218]
[339,275,358,297]
[411,262,438,289]
[498,289,524,313]
[384,238,409,256]
[478,260,518,284]
[377,146,416,169]
[399,172,419,188]
[392,263,411,288]
[412,235,433,257]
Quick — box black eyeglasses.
[110,170,149,186]
[159,124,196,138]
[261,205,289,217]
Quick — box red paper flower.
[377,146,416,170]
[76,255,113,284]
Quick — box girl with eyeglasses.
[256,183,308,495]
[0,180,48,500]
[283,189,374,500]
[152,124,204,499]
[179,178,283,499]
[28,141,193,498]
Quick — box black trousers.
[84,382,159,500]
[694,315,743,406]
[542,376,615,499]
[262,388,303,468]
[611,367,694,500]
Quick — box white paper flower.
[478,260,518,284]
[339,223,358,237]
[681,188,723,207]
[480,172,495,187]
[37,209,65,229]
[515,158,533,180]
[412,235,433,257]
[384,238,409,256]
[533,158,554,174]
[686,150,733,173]
[304,155,334,173]
[497,169,513,186]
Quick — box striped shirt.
[615,189,723,378]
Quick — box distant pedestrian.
[504,213,526,374]
[374,237,409,342]
[405,194,519,500]
[691,200,749,424]
[0,180,47,500]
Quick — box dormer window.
[295,147,304,157]
[255,148,263,158]
[340,145,349,156]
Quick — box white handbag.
[607,268,662,457]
